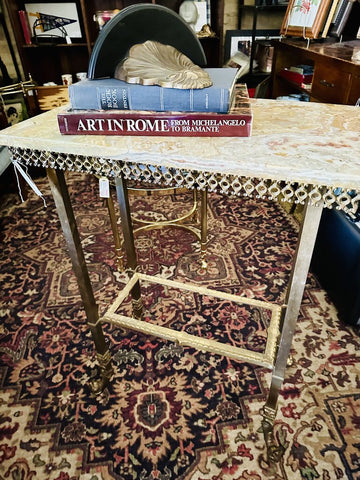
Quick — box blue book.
[68,68,238,113]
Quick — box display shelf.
[3,0,225,87]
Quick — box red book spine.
[57,110,253,137]
[279,69,313,85]
[18,10,32,45]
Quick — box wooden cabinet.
[3,0,224,86]
[348,74,360,105]
[271,39,360,105]
[311,63,351,104]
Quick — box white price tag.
[99,177,110,198]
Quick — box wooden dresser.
[271,39,360,105]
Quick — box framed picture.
[280,0,332,39]
[224,29,280,61]
[2,97,28,127]
[24,2,82,41]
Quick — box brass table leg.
[115,174,144,319]
[106,195,124,271]
[262,199,323,462]
[200,188,208,269]
[47,168,113,393]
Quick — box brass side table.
[1,99,359,462]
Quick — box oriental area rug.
[0,171,359,480]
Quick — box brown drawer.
[311,64,351,104]
[347,75,360,105]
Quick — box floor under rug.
[0,171,359,480]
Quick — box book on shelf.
[321,0,340,37]
[278,66,313,86]
[57,84,252,138]
[328,0,354,37]
[18,10,32,45]
[68,68,238,114]
[288,65,314,75]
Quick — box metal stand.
[48,168,323,461]
[105,185,208,271]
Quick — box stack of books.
[57,68,253,137]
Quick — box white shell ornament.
[114,40,212,89]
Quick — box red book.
[18,10,32,45]
[279,68,313,85]
[57,84,253,137]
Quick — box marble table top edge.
[0,99,359,192]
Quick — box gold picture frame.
[280,0,332,39]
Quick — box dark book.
[68,68,238,114]
[340,0,360,39]
[329,0,354,37]
[321,0,340,38]
[58,84,252,137]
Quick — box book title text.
[76,117,247,133]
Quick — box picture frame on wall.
[24,2,83,42]
[280,0,332,38]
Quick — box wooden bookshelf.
[3,0,225,86]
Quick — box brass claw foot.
[261,406,285,463]
[201,258,208,270]
[267,443,286,464]
[90,350,114,394]
[287,354,295,367]
[90,375,111,395]
[132,297,144,319]
[200,242,207,270]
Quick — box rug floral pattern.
[0,172,359,480]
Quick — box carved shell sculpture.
[114,40,212,89]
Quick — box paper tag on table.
[99,177,110,198]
